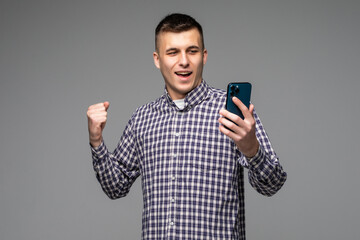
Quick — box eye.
[166,50,178,56]
[188,49,199,54]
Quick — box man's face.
[153,28,208,100]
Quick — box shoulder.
[207,85,227,105]
[130,94,167,120]
[209,86,226,99]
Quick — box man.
[87,13,287,239]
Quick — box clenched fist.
[87,101,110,147]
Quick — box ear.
[153,51,160,69]
[202,48,208,65]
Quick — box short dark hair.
[155,13,204,51]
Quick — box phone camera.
[235,87,239,94]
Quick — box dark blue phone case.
[225,82,252,119]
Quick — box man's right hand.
[87,101,110,148]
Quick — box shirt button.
[170,221,174,226]
[171,198,175,203]
[171,175,176,181]
[173,154,177,158]
[175,132,180,137]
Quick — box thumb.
[104,101,110,111]
[249,104,255,117]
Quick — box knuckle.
[245,118,255,127]
[234,116,241,123]
[228,121,236,129]
[87,111,95,118]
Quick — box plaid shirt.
[91,80,287,240]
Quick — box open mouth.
[175,71,192,77]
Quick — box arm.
[88,102,140,199]
[240,111,287,196]
[218,97,287,196]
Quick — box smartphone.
[225,82,252,120]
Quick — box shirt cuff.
[90,140,108,160]
[246,145,265,169]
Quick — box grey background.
[1,0,359,239]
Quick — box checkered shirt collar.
[164,79,210,111]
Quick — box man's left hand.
[218,97,259,158]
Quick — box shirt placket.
[166,110,183,239]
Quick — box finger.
[248,104,255,117]
[219,124,242,142]
[87,108,107,118]
[104,101,110,111]
[218,116,241,133]
[220,116,247,137]
[90,111,107,118]
[88,112,107,124]
[219,108,244,126]
[88,103,106,111]
[88,102,110,114]
[232,97,252,119]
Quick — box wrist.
[244,141,259,158]
[90,136,103,148]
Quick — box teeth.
[176,72,192,76]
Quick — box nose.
[179,52,189,68]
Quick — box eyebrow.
[187,45,201,50]
[165,45,201,53]
[165,48,179,53]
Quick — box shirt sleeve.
[239,109,287,197]
[91,117,141,199]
